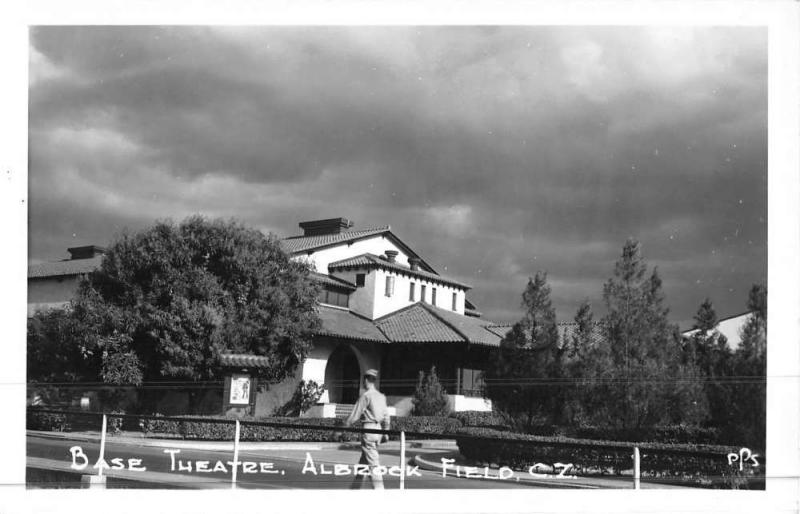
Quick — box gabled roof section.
[328,253,471,290]
[281,225,438,274]
[28,255,103,279]
[315,304,389,343]
[373,302,501,346]
[423,303,502,347]
[281,226,391,254]
[374,303,464,343]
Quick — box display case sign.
[229,374,253,405]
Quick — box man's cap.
[364,369,379,378]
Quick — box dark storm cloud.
[29,26,767,326]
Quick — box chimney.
[67,245,106,260]
[408,257,421,271]
[299,217,354,237]
[384,250,398,263]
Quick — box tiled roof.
[28,256,103,279]
[557,321,606,347]
[484,321,607,348]
[315,305,389,343]
[281,227,391,254]
[372,302,502,346]
[423,304,503,347]
[328,253,471,290]
[220,353,272,368]
[374,303,464,343]
[485,324,512,338]
[309,271,356,291]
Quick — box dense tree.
[588,239,708,429]
[686,298,731,373]
[683,298,735,439]
[484,272,564,430]
[28,216,321,410]
[561,300,597,424]
[730,284,767,446]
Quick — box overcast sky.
[28,26,767,327]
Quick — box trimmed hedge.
[449,411,510,431]
[27,409,126,434]
[572,425,722,445]
[455,427,763,488]
[138,414,462,441]
[139,414,358,442]
[391,416,462,437]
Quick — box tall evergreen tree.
[484,272,563,430]
[563,300,596,424]
[591,239,708,429]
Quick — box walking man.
[344,369,391,489]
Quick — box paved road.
[27,435,533,490]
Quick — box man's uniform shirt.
[345,387,390,430]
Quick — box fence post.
[231,420,241,489]
[632,446,640,490]
[399,431,406,490]
[82,414,107,489]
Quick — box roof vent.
[67,245,106,260]
[408,257,421,270]
[384,250,399,263]
[299,217,354,237]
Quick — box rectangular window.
[356,274,365,287]
[421,284,427,303]
[432,287,437,305]
[452,292,457,311]
[409,282,416,302]
[460,368,485,396]
[385,275,395,297]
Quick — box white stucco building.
[280,218,502,416]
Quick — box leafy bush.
[272,380,326,417]
[27,410,72,432]
[455,427,763,488]
[411,366,451,416]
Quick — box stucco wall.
[254,372,302,417]
[371,268,465,319]
[332,269,377,319]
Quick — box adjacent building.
[681,312,754,351]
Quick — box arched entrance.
[324,344,361,404]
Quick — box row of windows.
[386,276,458,311]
